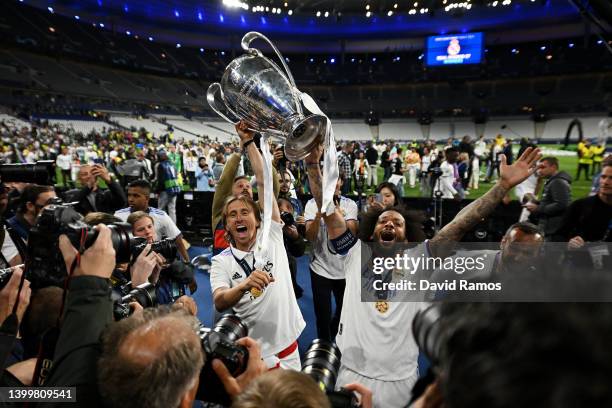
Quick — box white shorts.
[263,346,301,371]
[336,365,418,408]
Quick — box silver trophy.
[206,32,327,161]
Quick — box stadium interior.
[0,0,611,406]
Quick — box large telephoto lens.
[301,339,342,392]
[412,303,443,366]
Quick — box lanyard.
[231,249,255,277]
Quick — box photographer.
[560,160,612,248]
[0,267,31,378]
[367,182,402,211]
[413,303,612,408]
[232,370,373,408]
[114,179,190,262]
[41,224,116,406]
[210,122,305,370]
[63,164,127,216]
[126,211,193,304]
[278,197,306,299]
[278,169,303,215]
[6,184,56,242]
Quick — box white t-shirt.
[114,207,182,240]
[435,161,457,199]
[336,239,425,381]
[56,154,72,170]
[304,196,359,280]
[210,221,305,358]
[1,227,19,265]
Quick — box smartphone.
[376,193,382,202]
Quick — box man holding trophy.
[207,32,338,370]
[210,122,305,370]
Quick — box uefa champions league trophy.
[206,31,327,161]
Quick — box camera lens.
[301,339,342,392]
[213,315,248,343]
[122,282,157,308]
[412,304,443,365]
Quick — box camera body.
[280,211,295,227]
[0,160,55,185]
[113,282,158,320]
[132,237,177,261]
[26,204,135,289]
[196,315,249,406]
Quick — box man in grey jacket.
[524,157,572,241]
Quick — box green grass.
[365,144,594,201]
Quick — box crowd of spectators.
[0,114,610,408]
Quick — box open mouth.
[380,229,396,242]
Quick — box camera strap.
[31,231,84,387]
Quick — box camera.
[0,160,55,185]
[0,265,24,290]
[301,339,359,408]
[26,203,138,289]
[521,193,540,206]
[113,282,158,320]
[132,237,177,261]
[412,303,444,367]
[280,211,295,227]
[196,315,249,406]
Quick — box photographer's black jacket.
[38,276,113,407]
[62,181,127,216]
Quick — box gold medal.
[375,301,389,314]
[250,287,263,298]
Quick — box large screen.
[425,32,484,66]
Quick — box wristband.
[242,139,255,150]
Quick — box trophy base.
[284,114,327,162]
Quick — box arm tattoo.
[431,183,508,255]
[307,168,323,211]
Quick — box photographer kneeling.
[126,211,194,305]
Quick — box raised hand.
[499,147,542,190]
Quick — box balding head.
[98,307,204,408]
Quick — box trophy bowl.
[206,31,327,161]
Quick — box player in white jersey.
[304,143,542,407]
[210,122,305,370]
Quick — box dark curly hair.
[358,205,425,243]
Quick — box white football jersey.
[304,196,358,280]
[210,221,305,358]
[336,239,426,381]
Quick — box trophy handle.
[241,31,303,117]
[206,83,241,124]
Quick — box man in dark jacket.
[524,157,572,241]
[41,225,117,407]
[63,164,127,216]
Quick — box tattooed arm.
[429,147,542,258]
[305,144,347,240]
